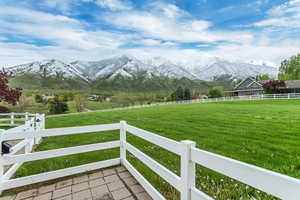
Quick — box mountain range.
[6,55,278,82]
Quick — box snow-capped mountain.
[194,59,278,81]
[71,56,197,80]
[7,59,89,81]
[7,55,278,81]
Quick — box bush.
[209,86,224,98]
[12,95,31,113]
[49,97,69,114]
[0,106,10,113]
[74,95,87,112]
[35,94,44,103]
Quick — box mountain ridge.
[6,55,278,82]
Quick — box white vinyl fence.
[0,113,45,186]
[0,121,299,199]
[48,93,300,117]
[0,113,42,127]
[96,93,300,112]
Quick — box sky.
[0,0,300,67]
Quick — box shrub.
[74,95,87,112]
[12,95,31,113]
[209,86,224,98]
[49,96,68,114]
[0,106,10,113]
[263,80,285,94]
[35,94,43,103]
[0,71,22,105]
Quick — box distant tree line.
[168,86,192,101]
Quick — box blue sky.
[0,0,300,66]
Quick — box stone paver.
[0,195,16,200]
[38,185,55,195]
[1,166,153,200]
[52,186,71,199]
[119,171,131,179]
[111,188,131,200]
[54,195,71,200]
[73,175,88,184]
[15,189,38,200]
[130,185,145,194]
[89,178,105,188]
[72,189,92,200]
[104,174,119,183]
[72,182,89,193]
[107,180,125,192]
[88,171,103,180]
[123,197,135,200]
[90,185,110,199]
[33,193,52,200]
[102,168,116,176]
[123,177,138,186]
[136,192,152,200]
[115,166,126,173]
[55,179,72,189]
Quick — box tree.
[175,86,184,100]
[209,86,224,98]
[263,80,285,94]
[0,71,22,105]
[74,95,87,112]
[183,88,192,100]
[49,96,69,114]
[256,74,271,80]
[278,54,300,80]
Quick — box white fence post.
[10,113,14,126]
[25,112,29,121]
[120,121,127,164]
[181,140,196,200]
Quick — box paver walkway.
[0,166,153,200]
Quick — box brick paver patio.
[0,166,153,200]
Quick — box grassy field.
[12,100,300,199]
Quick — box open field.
[12,100,300,199]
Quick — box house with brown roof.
[226,77,300,96]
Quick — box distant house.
[226,77,266,96]
[282,80,300,93]
[225,77,300,96]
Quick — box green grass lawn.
[14,100,300,200]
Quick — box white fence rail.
[0,112,39,127]
[1,121,299,199]
[0,113,45,185]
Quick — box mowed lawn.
[16,100,300,199]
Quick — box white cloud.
[255,0,300,27]
[0,1,299,68]
[0,6,134,65]
[136,39,178,47]
[95,0,131,10]
[103,11,253,44]
[0,6,132,50]
[40,0,73,14]
[137,39,161,46]
[149,1,187,19]
[209,39,300,66]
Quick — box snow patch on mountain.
[7,55,278,82]
[7,59,89,81]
